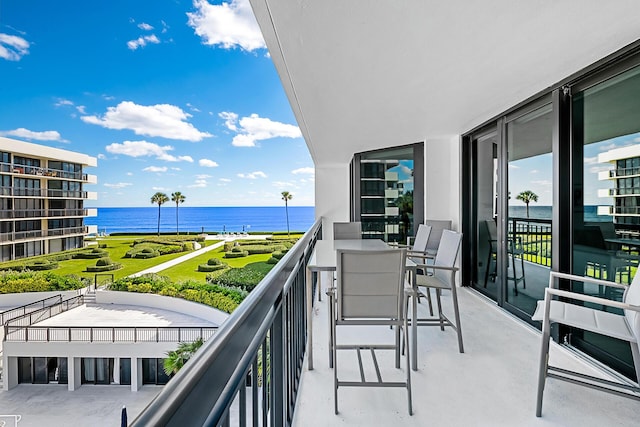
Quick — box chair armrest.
[549,271,627,290]
[544,287,640,312]
[416,264,458,272]
[406,250,434,260]
[389,242,411,249]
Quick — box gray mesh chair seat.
[532,271,640,417]
[327,248,413,415]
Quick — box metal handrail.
[131,217,322,426]
[4,294,84,333]
[0,294,63,325]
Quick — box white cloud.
[138,23,154,31]
[143,166,168,173]
[219,111,238,131]
[104,182,132,189]
[0,33,29,61]
[199,158,219,167]
[76,105,87,114]
[584,156,598,165]
[531,180,552,187]
[219,178,231,182]
[97,154,107,160]
[237,171,267,179]
[272,181,298,189]
[0,128,67,142]
[291,167,314,175]
[189,179,208,188]
[105,140,193,162]
[509,164,520,169]
[82,101,212,141]
[127,34,160,50]
[152,186,168,191]
[221,112,301,147]
[187,0,265,52]
[126,172,133,176]
[54,99,74,107]
[196,174,212,179]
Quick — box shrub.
[208,258,223,266]
[213,264,272,291]
[96,257,113,266]
[266,256,278,264]
[26,260,58,271]
[0,271,87,293]
[127,283,153,293]
[224,250,248,258]
[74,248,108,259]
[98,243,108,249]
[198,263,227,272]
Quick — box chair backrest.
[425,220,452,252]
[333,221,362,240]
[411,224,432,253]
[336,249,406,320]
[433,230,462,283]
[624,271,640,341]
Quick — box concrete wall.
[314,163,351,239]
[96,290,229,325]
[0,289,84,308]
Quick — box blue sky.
[0,0,314,207]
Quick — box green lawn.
[159,245,273,283]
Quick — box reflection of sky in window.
[388,160,414,192]
[508,132,640,206]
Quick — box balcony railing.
[610,166,640,177]
[0,162,88,181]
[0,226,88,242]
[131,218,322,426]
[0,209,88,219]
[0,187,88,198]
[509,216,552,267]
[4,326,218,343]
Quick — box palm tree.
[150,192,169,236]
[516,190,538,218]
[281,191,293,237]
[163,338,204,376]
[171,191,186,235]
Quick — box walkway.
[128,234,271,277]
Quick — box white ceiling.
[250,0,640,166]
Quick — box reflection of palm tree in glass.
[516,190,538,218]
[396,190,414,242]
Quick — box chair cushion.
[532,300,636,343]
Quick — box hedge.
[26,260,59,271]
[108,276,247,314]
[73,248,108,259]
[212,264,272,292]
[224,250,248,258]
[0,271,88,293]
[86,263,122,272]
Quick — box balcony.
[130,219,637,426]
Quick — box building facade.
[0,137,97,262]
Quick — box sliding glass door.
[571,63,640,379]
[351,143,424,243]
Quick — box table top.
[308,239,414,271]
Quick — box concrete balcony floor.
[293,278,639,426]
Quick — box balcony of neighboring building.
[0,226,89,243]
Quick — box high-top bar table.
[305,239,416,370]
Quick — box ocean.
[508,205,608,222]
[87,206,316,234]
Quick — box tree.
[150,192,169,236]
[163,338,204,376]
[171,191,186,235]
[516,190,538,218]
[281,191,293,237]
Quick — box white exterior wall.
[424,136,461,231]
[315,164,351,239]
[96,291,229,325]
